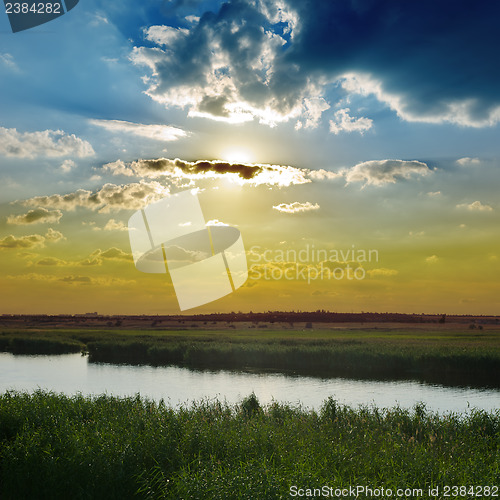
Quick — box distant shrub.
[240,392,261,418]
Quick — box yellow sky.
[1,172,500,315]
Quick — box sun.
[220,147,254,164]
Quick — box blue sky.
[1,0,500,314]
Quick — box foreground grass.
[1,328,500,387]
[0,391,498,499]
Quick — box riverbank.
[0,391,498,499]
[1,327,500,387]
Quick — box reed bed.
[0,391,498,499]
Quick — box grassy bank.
[0,391,498,499]
[1,328,500,387]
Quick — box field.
[0,390,498,499]
[1,323,500,387]
[1,321,499,498]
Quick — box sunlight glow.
[220,148,254,164]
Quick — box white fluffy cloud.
[130,3,314,128]
[91,219,128,231]
[456,157,480,166]
[18,181,170,213]
[0,127,94,158]
[341,73,500,128]
[60,159,76,172]
[344,159,431,186]
[329,108,373,135]
[272,201,320,213]
[0,53,19,71]
[306,169,344,181]
[89,119,188,141]
[456,200,493,212]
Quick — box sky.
[1,0,500,315]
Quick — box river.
[0,352,498,414]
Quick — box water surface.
[1,353,498,413]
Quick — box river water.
[0,353,498,414]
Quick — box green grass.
[1,328,500,387]
[0,391,498,499]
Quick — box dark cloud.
[132,0,500,127]
[136,158,262,179]
[198,94,231,117]
[104,157,309,186]
[283,0,500,125]
[7,208,62,225]
[59,276,92,284]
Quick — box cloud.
[94,219,128,231]
[7,208,62,225]
[5,273,59,282]
[45,228,65,242]
[130,2,308,127]
[18,181,170,213]
[89,119,188,141]
[307,169,344,181]
[366,268,398,277]
[106,156,428,191]
[295,97,330,129]
[5,273,134,286]
[329,108,373,135]
[80,247,132,266]
[427,191,441,197]
[344,159,431,186]
[339,72,500,128]
[90,13,109,26]
[0,229,63,249]
[30,247,130,267]
[0,127,94,158]
[456,157,480,166]
[206,219,229,226]
[58,275,135,286]
[60,159,76,173]
[143,25,190,46]
[272,201,320,214]
[64,276,135,286]
[95,247,131,260]
[59,276,93,284]
[409,231,425,238]
[0,234,45,249]
[456,200,493,212]
[36,257,68,266]
[0,53,19,71]
[103,157,310,187]
[425,255,439,264]
[185,15,200,24]
[130,0,500,128]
